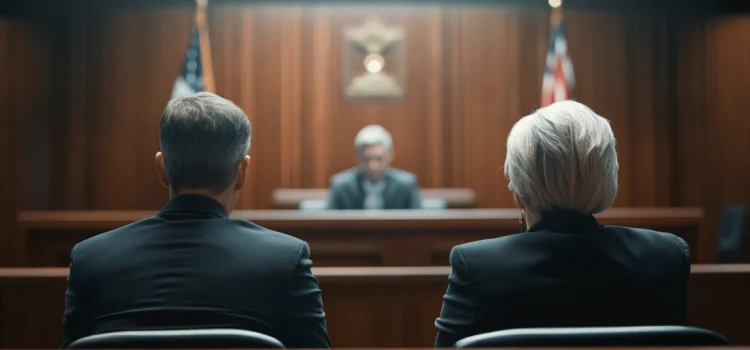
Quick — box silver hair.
[354,125,393,151]
[504,100,618,215]
[160,92,251,194]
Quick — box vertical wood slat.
[4,4,749,265]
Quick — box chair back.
[67,329,285,349]
[453,326,730,348]
[717,205,748,262]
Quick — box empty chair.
[67,329,285,349]
[454,326,730,348]
[716,205,748,263]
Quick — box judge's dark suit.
[325,168,421,210]
[434,210,691,348]
[63,195,331,348]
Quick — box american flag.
[171,29,205,99]
[541,14,575,107]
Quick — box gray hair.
[354,125,393,151]
[504,100,618,215]
[159,92,251,194]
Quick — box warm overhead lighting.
[364,54,385,73]
[549,0,562,8]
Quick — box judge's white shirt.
[362,179,385,209]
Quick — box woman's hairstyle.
[504,100,618,214]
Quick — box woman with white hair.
[434,101,690,347]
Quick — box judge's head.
[504,100,618,220]
[155,92,251,214]
[354,125,393,182]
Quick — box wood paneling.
[9,3,708,210]
[16,208,704,267]
[0,19,14,267]
[0,16,70,266]
[701,15,750,262]
[0,265,747,347]
[2,3,750,263]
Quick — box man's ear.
[234,155,251,192]
[155,152,170,189]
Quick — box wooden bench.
[17,208,704,267]
[0,265,746,348]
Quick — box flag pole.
[550,2,563,27]
[196,0,215,93]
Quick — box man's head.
[155,92,251,212]
[354,125,393,182]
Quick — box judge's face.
[357,143,392,182]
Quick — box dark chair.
[716,205,748,263]
[67,329,285,348]
[453,326,730,348]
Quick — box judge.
[326,125,421,210]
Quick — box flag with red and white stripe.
[541,11,575,107]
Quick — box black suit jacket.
[325,168,422,210]
[434,210,691,348]
[62,195,331,348]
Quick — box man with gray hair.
[62,92,331,348]
[326,125,421,210]
[435,100,689,347]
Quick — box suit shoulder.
[73,216,163,257]
[330,168,358,186]
[233,219,307,250]
[606,225,686,244]
[606,225,689,255]
[456,234,521,255]
[388,168,417,184]
[76,216,162,248]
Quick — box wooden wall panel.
[702,16,750,262]
[3,3,750,264]
[0,16,70,265]
[40,3,696,211]
[445,7,527,209]
[0,19,15,266]
[82,8,192,210]
[0,5,670,211]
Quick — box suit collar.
[355,169,397,208]
[528,209,601,233]
[159,194,228,219]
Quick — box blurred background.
[1,0,749,263]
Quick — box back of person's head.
[504,100,618,215]
[158,92,251,195]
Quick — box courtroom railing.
[17,208,704,267]
[0,264,744,348]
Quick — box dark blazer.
[63,195,331,348]
[434,210,691,348]
[325,168,421,210]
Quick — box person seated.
[434,100,690,347]
[326,125,421,210]
[62,92,331,348]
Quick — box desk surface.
[18,207,704,230]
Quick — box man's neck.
[170,188,234,215]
